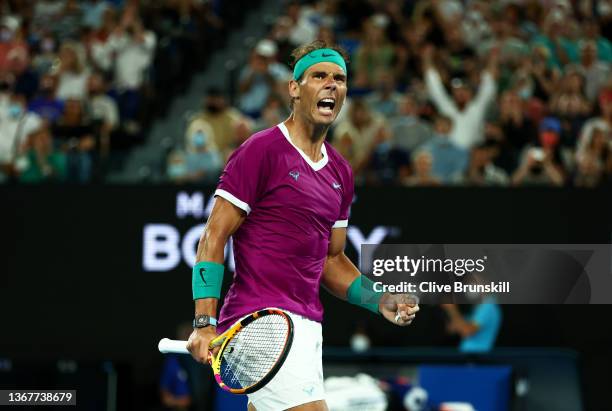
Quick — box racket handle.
[158,338,189,354]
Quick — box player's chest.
[260,163,344,221]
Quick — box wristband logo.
[199,268,207,285]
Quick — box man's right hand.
[186,326,219,364]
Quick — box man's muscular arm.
[187,197,245,363]
[321,228,419,326]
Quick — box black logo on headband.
[321,52,335,57]
[199,268,207,285]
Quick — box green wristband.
[347,275,382,315]
[192,261,224,300]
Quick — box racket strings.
[220,314,289,389]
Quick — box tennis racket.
[158,308,294,395]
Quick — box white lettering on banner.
[143,224,181,271]
[143,223,236,272]
[347,226,392,269]
[176,192,205,219]
[143,193,395,272]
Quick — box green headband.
[293,48,347,81]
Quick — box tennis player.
[187,40,419,411]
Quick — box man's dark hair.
[289,40,350,81]
[288,40,349,109]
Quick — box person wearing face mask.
[0,92,44,181]
[167,149,189,184]
[183,127,223,185]
[185,87,249,161]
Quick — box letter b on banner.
[143,224,181,271]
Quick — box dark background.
[1,186,611,409]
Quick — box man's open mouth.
[317,98,336,115]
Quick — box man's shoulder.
[325,141,353,176]
[237,125,284,154]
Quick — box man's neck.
[284,114,329,162]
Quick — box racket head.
[209,308,294,394]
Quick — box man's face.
[291,61,347,126]
[452,86,472,107]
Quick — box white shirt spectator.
[0,110,43,164]
[106,31,156,90]
[56,70,90,101]
[425,68,496,149]
[289,7,318,46]
[89,95,119,130]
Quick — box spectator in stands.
[0,16,29,74]
[420,115,469,183]
[54,42,90,101]
[332,98,388,179]
[581,18,612,63]
[28,74,64,124]
[285,1,318,47]
[53,0,83,42]
[17,126,66,183]
[526,45,561,103]
[462,141,509,186]
[254,93,290,134]
[86,72,119,158]
[82,0,111,30]
[367,137,410,186]
[403,150,440,186]
[159,322,193,410]
[442,299,502,353]
[423,44,498,149]
[105,5,156,127]
[578,89,612,163]
[184,124,223,185]
[499,90,538,154]
[366,71,403,117]
[167,149,188,184]
[574,126,611,187]
[573,40,611,103]
[238,39,290,119]
[186,87,249,161]
[9,45,38,101]
[0,89,43,182]
[52,98,96,183]
[31,33,59,76]
[512,117,566,186]
[354,14,395,89]
[388,93,433,154]
[548,68,592,146]
[32,0,67,38]
[90,8,118,77]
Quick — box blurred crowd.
[1,1,610,187]
[174,0,612,188]
[0,0,231,183]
